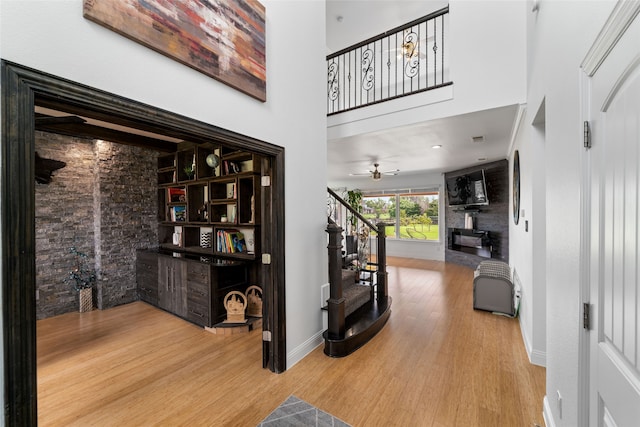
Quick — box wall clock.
[513,150,520,225]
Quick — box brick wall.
[444,159,509,269]
[35,133,96,318]
[95,140,159,309]
[35,132,159,319]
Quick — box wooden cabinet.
[137,250,248,328]
[136,250,158,305]
[186,262,211,327]
[148,143,259,327]
[157,145,261,261]
[158,255,187,317]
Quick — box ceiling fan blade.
[349,172,372,176]
[381,169,400,174]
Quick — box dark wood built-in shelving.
[138,143,263,329]
[155,144,262,260]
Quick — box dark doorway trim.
[1,60,286,426]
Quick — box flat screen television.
[446,169,489,207]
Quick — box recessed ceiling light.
[432,144,442,149]
[477,157,487,162]
[471,136,485,143]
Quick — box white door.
[584,3,640,426]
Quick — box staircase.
[323,188,392,357]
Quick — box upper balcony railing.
[327,6,451,116]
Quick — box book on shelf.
[223,160,241,175]
[216,229,246,254]
[168,187,186,202]
[170,205,186,222]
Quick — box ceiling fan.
[350,163,399,181]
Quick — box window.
[361,195,396,238]
[362,190,439,241]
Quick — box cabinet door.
[173,259,188,318]
[158,256,188,317]
[157,256,173,312]
[186,261,212,326]
[136,251,158,305]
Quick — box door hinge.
[583,302,591,330]
[261,175,271,187]
[262,331,272,342]
[584,121,591,149]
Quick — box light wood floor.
[37,258,545,426]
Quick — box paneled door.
[584,3,640,426]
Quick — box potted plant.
[64,246,97,313]
[346,189,363,234]
[183,165,195,179]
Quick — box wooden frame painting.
[83,0,266,101]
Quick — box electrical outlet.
[556,390,563,419]
[321,283,330,308]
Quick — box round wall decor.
[513,150,520,225]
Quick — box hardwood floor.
[37,258,545,426]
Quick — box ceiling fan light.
[372,171,382,180]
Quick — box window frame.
[362,188,441,243]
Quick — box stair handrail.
[327,187,378,232]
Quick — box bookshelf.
[157,146,261,260]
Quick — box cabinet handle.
[190,310,205,318]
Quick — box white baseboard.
[543,396,556,427]
[530,349,546,367]
[519,315,546,367]
[286,329,324,369]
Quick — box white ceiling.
[328,105,519,180]
[326,0,448,54]
[325,1,517,184]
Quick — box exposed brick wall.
[35,132,159,319]
[35,133,96,319]
[444,159,509,269]
[95,141,158,309]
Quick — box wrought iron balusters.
[327,6,450,115]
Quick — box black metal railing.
[327,6,451,115]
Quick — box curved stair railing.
[325,188,391,357]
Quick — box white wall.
[522,0,616,425]
[328,0,527,140]
[0,0,328,389]
[509,101,547,368]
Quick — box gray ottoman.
[473,260,515,316]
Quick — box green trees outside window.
[362,192,439,241]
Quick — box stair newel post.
[326,222,345,338]
[376,222,388,301]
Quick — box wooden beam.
[35,121,177,152]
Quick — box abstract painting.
[83,0,266,101]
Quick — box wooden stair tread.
[323,296,392,357]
